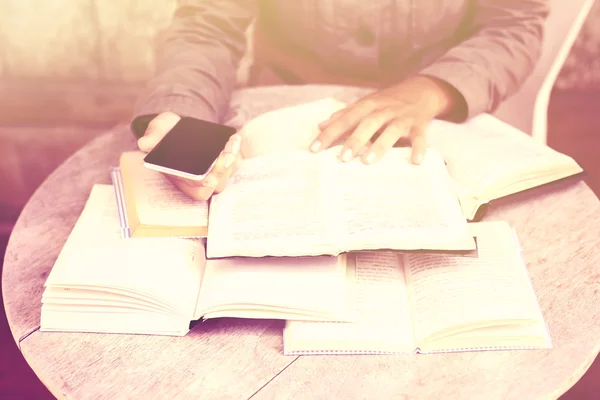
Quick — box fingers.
[164,134,242,201]
[359,119,428,165]
[204,135,241,193]
[317,108,346,130]
[165,174,217,202]
[221,134,242,169]
[361,118,410,164]
[409,125,427,165]
[138,112,181,152]
[214,135,242,193]
[317,101,429,166]
[214,156,241,193]
[311,99,378,153]
[338,108,395,162]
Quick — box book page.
[332,147,475,251]
[238,97,347,159]
[283,252,414,354]
[404,221,543,345]
[42,288,172,315]
[426,117,582,199]
[195,254,350,321]
[120,151,209,228]
[40,307,191,336]
[206,150,338,257]
[45,184,206,319]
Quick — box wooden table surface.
[3,85,600,400]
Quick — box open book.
[115,151,209,238]
[283,221,552,355]
[237,98,582,221]
[115,98,582,243]
[206,146,474,258]
[40,185,354,336]
[426,116,583,220]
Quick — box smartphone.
[143,117,237,180]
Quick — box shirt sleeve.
[419,0,550,121]
[131,0,256,137]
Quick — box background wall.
[0,0,175,124]
[0,0,598,124]
[556,1,600,90]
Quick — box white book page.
[42,287,174,314]
[332,147,474,251]
[195,255,348,321]
[239,97,347,159]
[284,252,414,354]
[46,184,205,319]
[40,307,190,336]
[42,295,170,315]
[404,221,543,345]
[206,151,337,257]
[426,117,581,197]
[121,151,208,227]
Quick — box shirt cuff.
[130,94,218,139]
[419,61,491,122]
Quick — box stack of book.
[40,98,583,355]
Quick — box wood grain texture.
[20,319,292,400]
[3,85,600,399]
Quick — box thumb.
[214,156,241,194]
[137,112,181,152]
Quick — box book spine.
[109,167,132,239]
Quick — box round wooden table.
[3,85,600,400]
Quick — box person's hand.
[137,112,242,201]
[310,75,461,165]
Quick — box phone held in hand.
[143,117,237,180]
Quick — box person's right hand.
[137,112,242,201]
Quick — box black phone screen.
[143,117,237,176]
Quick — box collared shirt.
[132,0,549,135]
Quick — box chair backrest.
[492,0,595,143]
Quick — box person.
[131,0,549,201]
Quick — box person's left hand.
[310,75,461,165]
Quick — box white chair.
[492,0,595,144]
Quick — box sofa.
[1,0,599,232]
